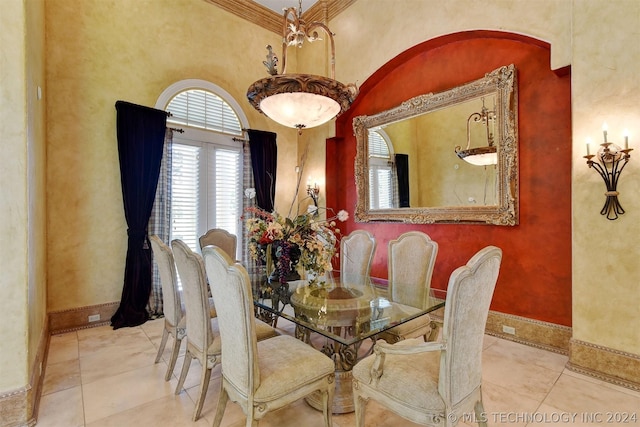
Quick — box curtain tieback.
[127,229,149,249]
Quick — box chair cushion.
[206,317,277,355]
[378,315,432,342]
[255,318,279,340]
[254,335,334,402]
[352,346,445,412]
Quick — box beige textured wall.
[0,0,30,391]
[26,0,48,386]
[45,0,297,312]
[330,0,572,85]
[571,1,640,353]
[0,0,47,392]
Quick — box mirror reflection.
[354,64,518,225]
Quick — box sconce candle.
[585,126,632,220]
[306,180,320,207]
[624,129,629,149]
[586,138,591,156]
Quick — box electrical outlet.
[502,325,516,335]
[88,314,101,322]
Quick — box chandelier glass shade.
[246,3,358,130]
[455,97,497,166]
[455,145,498,166]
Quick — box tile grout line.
[523,366,567,427]
[76,330,87,427]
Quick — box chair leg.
[353,393,367,427]
[155,327,169,363]
[212,385,229,427]
[192,365,213,421]
[164,336,182,381]
[175,351,193,395]
[322,381,334,427]
[475,399,488,427]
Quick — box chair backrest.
[171,239,214,354]
[439,246,502,407]
[199,229,237,260]
[202,246,260,395]
[387,231,438,309]
[340,230,376,286]
[150,235,182,327]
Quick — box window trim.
[155,79,250,133]
[154,80,250,255]
[368,129,395,209]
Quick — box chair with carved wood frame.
[340,230,377,287]
[352,246,502,427]
[202,245,335,427]
[378,231,439,343]
[171,239,278,421]
[149,235,185,381]
[199,228,237,260]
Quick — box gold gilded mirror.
[353,64,518,225]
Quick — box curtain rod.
[169,127,184,133]
[233,137,249,142]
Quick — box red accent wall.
[328,31,572,326]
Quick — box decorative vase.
[268,241,301,283]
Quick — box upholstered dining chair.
[149,235,185,382]
[352,246,502,427]
[199,228,237,260]
[378,231,439,343]
[202,245,336,427]
[340,230,377,287]
[149,236,218,378]
[171,239,278,421]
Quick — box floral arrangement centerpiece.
[245,189,349,285]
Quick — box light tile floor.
[37,317,640,427]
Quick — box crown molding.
[204,0,357,34]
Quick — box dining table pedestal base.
[304,369,355,414]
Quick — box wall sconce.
[306,182,319,207]
[584,123,632,220]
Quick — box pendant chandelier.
[455,97,498,166]
[246,1,358,131]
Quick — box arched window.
[368,129,395,209]
[166,88,243,135]
[155,80,248,255]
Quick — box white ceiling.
[253,0,319,15]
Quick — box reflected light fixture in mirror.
[455,97,498,166]
[353,64,518,225]
[246,0,358,131]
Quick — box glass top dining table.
[255,274,445,346]
[253,273,446,413]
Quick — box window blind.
[167,89,243,135]
[170,144,201,250]
[368,130,394,209]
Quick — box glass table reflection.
[253,273,445,413]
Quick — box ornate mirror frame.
[353,64,519,225]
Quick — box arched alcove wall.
[329,31,572,327]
